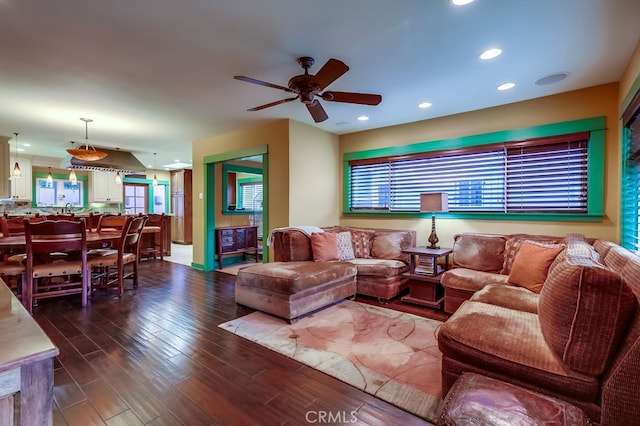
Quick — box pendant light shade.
[152,152,158,186]
[66,118,108,161]
[69,168,78,184]
[12,132,22,178]
[46,167,54,185]
[115,171,122,184]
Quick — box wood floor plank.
[31,260,434,425]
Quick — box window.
[238,182,263,211]
[35,178,84,207]
[621,90,640,252]
[124,184,147,215]
[346,121,602,221]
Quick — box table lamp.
[420,192,449,249]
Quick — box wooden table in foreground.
[401,246,453,309]
[0,282,58,425]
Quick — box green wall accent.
[202,145,269,271]
[342,116,606,222]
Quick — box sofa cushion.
[437,300,600,401]
[539,257,636,376]
[440,268,509,292]
[310,232,339,262]
[452,233,507,273]
[370,230,413,262]
[347,258,408,277]
[235,261,357,295]
[508,241,565,293]
[470,284,539,314]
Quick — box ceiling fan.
[234,56,382,123]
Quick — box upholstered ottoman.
[439,372,590,425]
[235,261,357,322]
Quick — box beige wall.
[339,83,621,245]
[191,119,290,266]
[620,39,640,102]
[289,120,340,226]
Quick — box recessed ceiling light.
[480,48,502,60]
[451,0,474,5]
[418,102,432,109]
[497,82,516,91]
[357,115,369,121]
[535,72,569,86]
[335,121,351,126]
[22,143,31,147]
[17,148,25,152]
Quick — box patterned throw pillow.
[336,232,355,261]
[350,230,375,258]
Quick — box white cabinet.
[9,156,32,200]
[89,171,123,203]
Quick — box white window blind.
[349,132,589,213]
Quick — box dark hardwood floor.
[32,260,438,425]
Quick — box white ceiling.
[0,0,639,170]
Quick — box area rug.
[219,300,443,422]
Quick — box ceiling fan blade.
[309,59,349,91]
[306,100,328,123]
[234,75,297,93]
[322,91,382,105]
[247,97,298,111]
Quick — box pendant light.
[46,167,54,186]
[152,153,158,186]
[67,141,78,183]
[66,118,108,161]
[114,148,122,184]
[12,132,22,178]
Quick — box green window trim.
[221,163,263,215]
[342,116,606,221]
[32,171,89,207]
[122,177,170,213]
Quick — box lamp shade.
[420,192,449,213]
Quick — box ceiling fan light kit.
[66,118,109,161]
[234,56,382,123]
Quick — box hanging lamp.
[114,148,122,184]
[152,153,158,186]
[67,141,79,183]
[46,167,54,185]
[66,118,108,161]
[12,132,22,178]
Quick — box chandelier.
[66,118,108,161]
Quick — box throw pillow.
[508,241,565,293]
[336,231,355,261]
[350,230,375,258]
[310,232,339,262]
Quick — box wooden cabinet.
[9,156,32,200]
[89,172,123,202]
[215,225,258,267]
[170,169,192,244]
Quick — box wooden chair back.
[44,214,76,221]
[97,214,127,232]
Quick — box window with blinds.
[349,132,589,213]
[621,90,640,252]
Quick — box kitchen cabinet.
[170,169,192,244]
[89,171,123,203]
[9,156,32,200]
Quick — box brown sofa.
[270,226,416,302]
[437,232,640,425]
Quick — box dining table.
[0,230,123,250]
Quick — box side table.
[401,246,452,309]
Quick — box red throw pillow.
[310,232,339,262]
[508,241,565,293]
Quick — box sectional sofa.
[437,232,640,425]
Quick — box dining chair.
[140,213,165,260]
[44,213,76,221]
[89,215,148,296]
[96,214,127,232]
[23,219,89,314]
